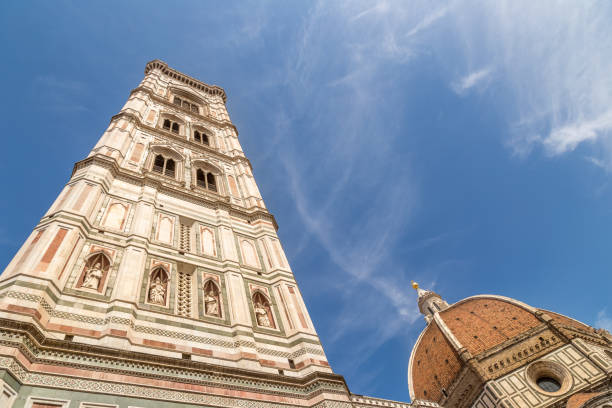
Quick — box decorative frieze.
[176,271,192,317]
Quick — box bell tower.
[0,60,411,408]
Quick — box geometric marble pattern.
[0,355,350,408]
[0,331,336,398]
[2,289,326,360]
[474,344,606,408]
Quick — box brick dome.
[408,295,543,402]
[409,320,463,402]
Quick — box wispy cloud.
[406,5,450,37]
[596,309,612,332]
[350,1,389,22]
[586,156,607,170]
[251,0,451,372]
[223,0,612,395]
[451,67,493,95]
[441,1,612,166]
[542,109,612,156]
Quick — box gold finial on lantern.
[411,281,419,290]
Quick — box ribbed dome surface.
[410,320,462,401]
[542,309,593,333]
[440,298,541,355]
[409,296,543,402]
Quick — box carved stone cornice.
[71,155,278,230]
[479,329,563,380]
[0,320,350,400]
[145,59,227,103]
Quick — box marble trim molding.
[0,324,347,403]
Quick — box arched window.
[193,130,210,146]
[203,280,221,317]
[165,158,175,177]
[77,252,111,292]
[206,172,216,191]
[161,118,180,134]
[153,154,165,173]
[196,169,206,188]
[152,154,177,178]
[172,95,200,114]
[147,267,169,305]
[195,168,217,192]
[252,292,275,329]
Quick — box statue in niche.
[204,280,220,317]
[253,292,274,328]
[82,262,103,289]
[254,302,271,327]
[205,289,219,316]
[148,268,168,305]
[78,253,110,292]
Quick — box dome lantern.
[411,281,449,323]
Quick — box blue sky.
[1,0,611,403]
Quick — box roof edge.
[538,308,592,329]
[145,59,227,103]
[444,294,538,314]
[407,319,433,401]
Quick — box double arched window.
[153,154,176,178]
[162,118,180,134]
[194,130,209,146]
[173,96,199,114]
[196,169,217,192]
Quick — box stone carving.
[255,302,271,327]
[204,280,221,317]
[176,271,192,317]
[78,253,111,292]
[82,262,103,289]
[205,290,219,315]
[253,292,274,328]
[148,268,168,305]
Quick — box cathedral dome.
[408,293,568,402]
[407,287,606,406]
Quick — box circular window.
[526,360,572,396]
[536,377,561,392]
